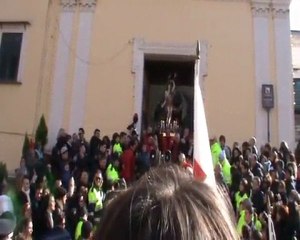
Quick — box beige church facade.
[0,0,295,171]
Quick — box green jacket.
[113,143,123,156]
[211,142,222,167]
[235,192,248,213]
[88,185,104,213]
[106,163,120,182]
[221,158,232,186]
[75,219,84,240]
[237,210,262,236]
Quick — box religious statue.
[154,73,187,132]
[162,79,176,126]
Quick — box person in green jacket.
[237,199,262,236]
[79,220,94,240]
[219,151,232,186]
[210,137,222,168]
[112,134,123,156]
[75,207,88,240]
[235,178,250,213]
[106,157,120,183]
[88,171,105,224]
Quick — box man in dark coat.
[251,177,265,215]
[31,182,44,239]
[89,129,101,160]
[43,211,71,240]
[285,168,296,198]
[241,161,254,185]
[250,154,263,179]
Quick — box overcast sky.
[290,0,300,30]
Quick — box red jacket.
[121,148,136,182]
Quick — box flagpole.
[266,194,276,240]
[193,41,215,186]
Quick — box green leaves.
[35,114,48,148]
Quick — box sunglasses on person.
[95,177,102,181]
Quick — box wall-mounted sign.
[262,84,274,109]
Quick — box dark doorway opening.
[142,57,195,132]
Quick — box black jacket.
[251,190,265,215]
[43,226,72,240]
[285,178,296,197]
[251,163,263,178]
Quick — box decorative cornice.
[60,0,77,12]
[139,41,197,57]
[198,0,250,2]
[60,0,97,12]
[272,7,289,18]
[271,0,291,18]
[251,0,271,17]
[79,0,97,12]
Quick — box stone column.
[132,38,145,135]
[69,0,97,133]
[48,0,76,147]
[251,0,272,147]
[272,0,295,148]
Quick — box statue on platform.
[154,73,188,131]
[162,79,176,126]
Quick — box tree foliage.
[22,132,30,157]
[0,162,8,183]
[35,115,48,147]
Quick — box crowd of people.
[0,124,300,240]
[213,136,300,240]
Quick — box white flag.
[193,41,215,186]
[268,213,276,240]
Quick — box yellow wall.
[0,0,50,171]
[0,0,282,171]
[85,0,256,144]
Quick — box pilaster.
[272,0,295,148]
[251,0,272,147]
[48,0,76,147]
[69,0,97,133]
